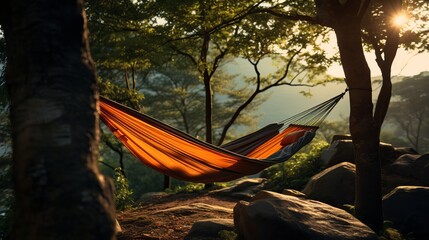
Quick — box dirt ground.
[116,192,239,240]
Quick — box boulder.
[302,162,355,206]
[387,154,420,177]
[383,186,429,239]
[321,139,396,167]
[392,147,418,157]
[184,218,234,240]
[380,143,403,163]
[412,154,429,184]
[381,172,424,195]
[387,154,429,185]
[213,178,266,200]
[234,190,378,240]
[320,140,354,167]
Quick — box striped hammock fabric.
[99,91,345,183]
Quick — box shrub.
[264,141,329,192]
[169,183,205,194]
[114,168,134,211]
[168,182,231,194]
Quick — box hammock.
[99,91,346,183]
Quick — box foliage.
[167,182,231,194]
[113,168,134,211]
[99,78,144,109]
[99,143,163,198]
[386,71,429,152]
[86,0,339,146]
[218,230,238,240]
[362,0,429,53]
[141,56,260,142]
[86,0,165,72]
[264,141,329,192]
[168,183,206,194]
[141,59,206,136]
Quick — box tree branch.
[169,45,198,66]
[252,8,317,25]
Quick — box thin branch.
[209,48,228,78]
[169,45,198,66]
[252,8,317,25]
[270,47,304,87]
[99,161,117,171]
[288,69,306,85]
[249,57,262,91]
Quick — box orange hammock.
[99,92,345,183]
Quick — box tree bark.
[315,0,382,231]
[1,0,117,239]
[335,22,383,231]
[373,0,401,135]
[201,33,213,144]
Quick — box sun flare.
[392,13,409,27]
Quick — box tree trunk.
[201,35,214,189]
[201,33,213,144]
[163,175,172,190]
[1,0,117,239]
[199,8,214,188]
[335,23,383,231]
[374,66,392,135]
[373,0,401,135]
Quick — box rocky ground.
[115,139,429,240]
[117,191,238,240]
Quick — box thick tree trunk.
[1,0,117,239]
[335,23,383,231]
